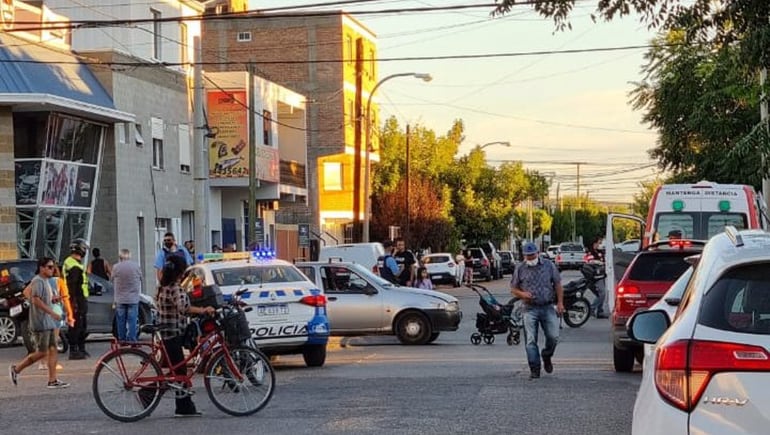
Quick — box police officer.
[63,238,90,360]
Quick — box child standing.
[416,267,434,290]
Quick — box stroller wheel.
[506,334,514,346]
[470,333,482,345]
[483,334,495,345]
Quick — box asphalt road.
[0,271,640,434]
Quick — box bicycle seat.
[139,324,178,334]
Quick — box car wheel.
[613,345,635,372]
[427,332,440,344]
[302,343,326,367]
[395,311,432,345]
[0,314,18,348]
[485,271,492,282]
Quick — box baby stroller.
[468,284,523,346]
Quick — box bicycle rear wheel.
[92,348,163,422]
[204,346,275,416]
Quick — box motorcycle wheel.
[563,298,591,328]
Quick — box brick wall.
[0,107,16,259]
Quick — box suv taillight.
[300,295,327,307]
[555,254,562,262]
[655,340,770,412]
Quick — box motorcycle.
[560,262,605,328]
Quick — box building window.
[262,110,271,146]
[323,162,342,191]
[134,123,144,147]
[179,23,188,65]
[345,35,353,64]
[178,124,191,173]
[151,8,162,60]
[152,139,164,169]
[237,32,251,42]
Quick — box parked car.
[467,247,492,282]
[617,239,641,252]
[183,251,329,367]
[627,228,770,435]
[611,239,704,372]
[555,243,585,270]
[295,260,462,345]
[545,245,560,260]
[0,259,156,348]
[472,242,503,279]
[498,250,515,275]
[641,264,696,363]
[419,253,460,287]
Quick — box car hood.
[390,286,457,304]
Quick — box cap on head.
[523,242,539,256]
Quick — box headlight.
[445,301,460,312]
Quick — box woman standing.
[155,255,215,417]
[88,248,112,280]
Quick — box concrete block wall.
[0,107,16,259]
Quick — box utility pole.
[352,38,364,242]
[405,123,410,243]
[247,63,257,247]
[192,36,209,254]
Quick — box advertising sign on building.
[207,90,279,182]
[298,224,310,247]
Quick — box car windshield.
[422,255,450,264]
[348,263,395,287]
[560,244,583,252]
[470,249,484,259]
[212,265,308,286]
[627,252,692,282]
[699,262,770,335]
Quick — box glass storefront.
[13,112,105,260]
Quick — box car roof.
[198,258,294,271]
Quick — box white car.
[419,253,461,287]
[182,251,330,367]
[617,239,641,252]
[627,228,770,435]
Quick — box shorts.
[30,330,57,353]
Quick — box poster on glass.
[15,160,42,205]
[41,161,96,208]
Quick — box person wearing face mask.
[154,232,193,283]
[511,242,564,379]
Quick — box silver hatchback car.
[295,260,462,345]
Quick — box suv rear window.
[699,263,770,335]
[559,244,583,252]
[422,255,450,264]
[627,252,692,281]
[469,249,485,259]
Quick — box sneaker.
[9,365,18,386]
[68,352,86,361]
[38,363,46,370]
[529,368,541,379]
[174,411,202,418]
[46,379,70,389]
[543,356,553,374]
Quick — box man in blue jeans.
[111,249,143,342]
[511,242,564,379]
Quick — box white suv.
[627,227,770,434]
[183,251,329,367]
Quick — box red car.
[611,239,704,372]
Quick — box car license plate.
[257,304,289,316]
[10,304,22,317]
[431,275,441,280]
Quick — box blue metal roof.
[0,34,116,110]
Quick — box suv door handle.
[327,296,338,301]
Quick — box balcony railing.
[280,160,306,188]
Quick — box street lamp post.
[362,72,432,243]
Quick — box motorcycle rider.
[63,239,90,360]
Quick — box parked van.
[318,242,385,273]
[643,181,767,246]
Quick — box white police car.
[183,251,329,367]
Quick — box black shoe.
[543,356,553,374]
[174,411,202,417]
[68,352,86,361]
[529,368,541,379]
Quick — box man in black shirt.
[393,238,417,287]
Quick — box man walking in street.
[154,232,193,282]
[111,249,143,342]
[9,257,69,389]
[393,238,417,287]
[377,240,399,284]
[511,242,564,379]
[63,238,90,360]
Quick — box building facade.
[202,12,379,244]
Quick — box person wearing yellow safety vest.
[63,238,89,360]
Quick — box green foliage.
[631,178,664,218]
[548,196,607,245]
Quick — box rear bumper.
[427,271,456,283]
[425,309,463,331]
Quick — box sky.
[254,0,664,203]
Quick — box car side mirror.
[627,309,670,344]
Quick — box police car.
[182,251,329,367]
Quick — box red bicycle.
[92,292,274,422]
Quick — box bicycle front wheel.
[92,348,163,422]
[204,346,275,416]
